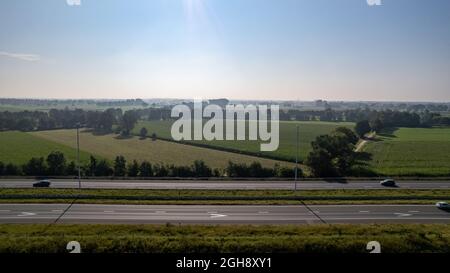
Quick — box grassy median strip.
[0,224,449,253]
[0,188,449,205]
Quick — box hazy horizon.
[1,0,450,101]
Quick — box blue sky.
[0,0,449,101]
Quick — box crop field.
[133,120,354,162]
[0,131,91,165]
[31,129,295,169]
[363,127,450,176]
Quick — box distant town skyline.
[1,0,450,101]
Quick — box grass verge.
[0,188,448,205]
[0,224,449,253]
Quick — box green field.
[0,131,91,165]
[133,120,354,162]
[31,129,295,169]
[0,224,449,253]
[363,127,450,176]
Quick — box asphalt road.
[0,204,448,224]
[0,179,449,190]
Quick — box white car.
[436,202,450,210]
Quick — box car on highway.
[436,201,450,210]
[33,180,51,188]
[380,178,396,187]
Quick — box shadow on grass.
[114,134,134,140]
[377,127,399,138]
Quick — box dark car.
[33,180,51,188]
[380,179,396,187]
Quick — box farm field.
[363,127,450,176]
[0,131,91,165]
[31,129,296,169]
[133,120,354,162]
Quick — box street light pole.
[295,125,299,191]
[77,124,81,189]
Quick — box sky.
[0,0,449,101]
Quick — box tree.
[87,156,97,176]
[95,160,113,176]
[332,127,359,145]
[369,118,383,132]
[355,120,371,138]
[121,111,138,135]
[114,156,127,176]
[139,161,153,177]
[191,160,212,177]
[0,161,5,176]
[305,148,335,177]
[140,127,148,139]
[46,151,66,175]
[127,160,139,177]
[23,157,46,176]
[4,163,21,175]
[153,164,168,177]
[306,131,357,177]
[66,161,77,176]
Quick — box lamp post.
[76,123,81,189]
[294,125,299,192]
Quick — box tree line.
[0,152,299,178]
[280,108,450,127]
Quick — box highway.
[0,179,449,190]
[0,204,448,224]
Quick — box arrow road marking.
[18,212,36,217]
[210,213,227,218]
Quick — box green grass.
[133,120,354,162]
[0,224,449,253]
[363,127,450,176]
[30,129,295,169]
[0,188,447,205]
[0,131,92,165]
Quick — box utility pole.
[77,124,81,189]
[295,125,299,192]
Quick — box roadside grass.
[0,224,449,253]
[30,129,296,169]
[363,127,450,176]
[133,120,354,162]
[0,131,92,165]
[0,188,448,205]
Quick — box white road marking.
[359,211,370,213]
[394,213,412,217]
[18,212,36,217]
[103,210,114,213]
[258,211,269,214]
[52,210,63,212]
[155,211,166,213]
[210,213,227,218]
